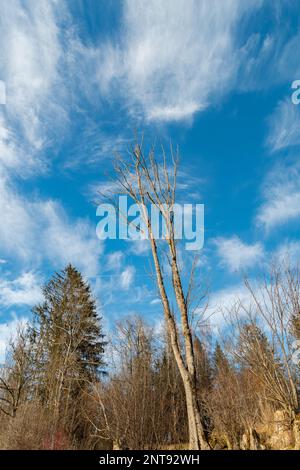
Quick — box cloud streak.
[0,176,102,277]
[267,99,300,152]
[0,272,42,307]
[214,236,264,272]
[96,0,260,122]
[256,162,300,231]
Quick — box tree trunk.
[149,234,209,448]
[146,228,209,449]
[130,149,210,450]
[183,379,210,449]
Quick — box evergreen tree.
[236,323,293,410]
[213,342,230,375]
[31,264,105,379]
[237,323,275,371]
[194,336,212,391]
[30,264,106,439]
[193,336,213,438]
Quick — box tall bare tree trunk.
[152,243,209,449]
[112,141,210,449]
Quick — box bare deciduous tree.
[0,327,31,418]
[110,140,210,449]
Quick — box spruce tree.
[213,342,230,375]
[30,264,106,407]
[237,323,275,371]
[194,336,212,391]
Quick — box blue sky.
[0,0,300,354]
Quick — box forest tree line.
[0,262,300,450]
[1,143,300,450]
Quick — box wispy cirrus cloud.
[0,1,105,279]
[120,266,136,290]
[267,98,300,152]
[209,283,250,313]
[0,315,28,361]
[96,0,261,122]
[274,240,300,266]
[205,282,253,330]
[256,162,300,231]
[0,176,102,277]
[214,236,265,272]
[0,0,70,167]
[0,272,42,307]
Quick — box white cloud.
[209,283,250,313]
[0,176,102,277]
[127,240,150,257]
[0,1,110,283]
[0,272,42,307]
[120,266,135,290]
[65,131,130,170]
[0,176,36,260]
[256,162,300,231]
[0,115,25,173]
[106,251,124,271]
[237,33,277,91]
[274,240,300,266]
[0,0,92,181]
[0,0,70,154]
[41,201,103,277]
[277,31,300,82]
[257,192,300,231]
[206,277,279,332]
[96,0,260,121]
[150,298,161,305]
[204,282,253,330]
[214,236,264,272]
[0,1,104,278]
[267,99,300,152]
[0,315,28,362]
[88,180,120,201]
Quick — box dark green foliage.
[213,342,230,375]
[31,264,106,384]
[194,336,212,391]
[237,323,275,371]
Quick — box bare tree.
[0,327,31,418]
[243,264,299,418]
[87,316,188,449]
[109,140,210,449]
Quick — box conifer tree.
[30,265,106,439]
[194,336,212,391]
[213,342,230,375]
[236,323,294,412]
[237,323,275,372]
